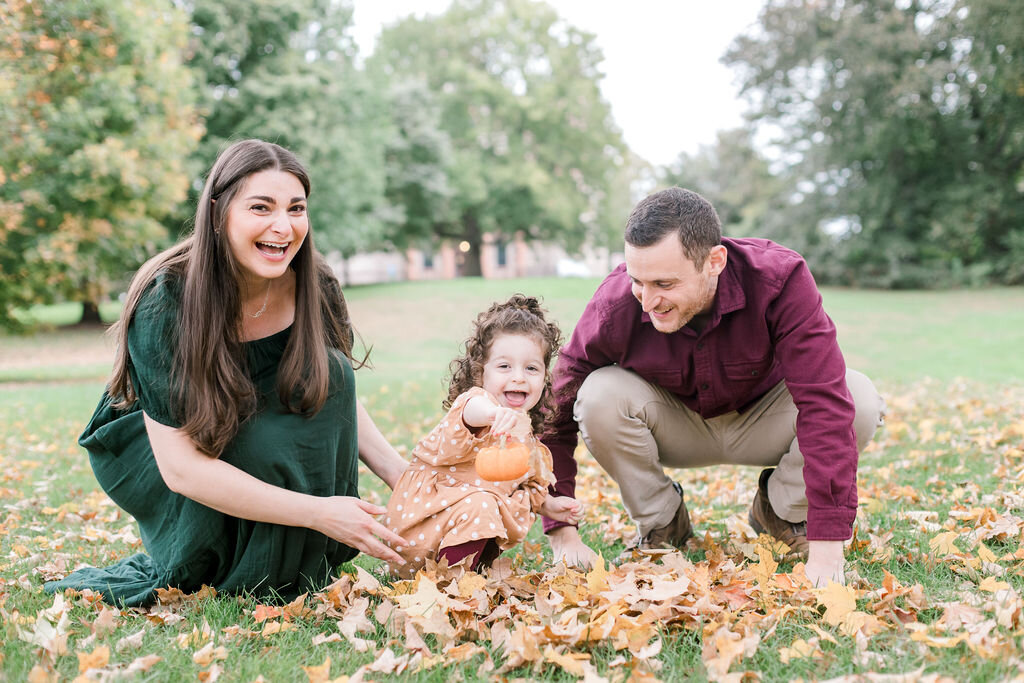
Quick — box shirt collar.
[713,254,746,318]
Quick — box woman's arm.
[144,413,407,565]
[355,400,408,489]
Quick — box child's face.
[481,333,546,412]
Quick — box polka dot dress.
[383,387,553,578]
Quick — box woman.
[46,139,408,606]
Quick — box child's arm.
[463,395,530,438]
[539,494,584,525]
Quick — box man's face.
[624,233,722,334]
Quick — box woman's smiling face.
[223,169,309,288]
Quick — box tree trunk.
[458,214,483,277]
[80,300,103,325]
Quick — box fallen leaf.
[817,581,858,627]
[76,645,110,673]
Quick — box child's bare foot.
[540,494,584,524]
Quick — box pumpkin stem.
[499,433,507,449]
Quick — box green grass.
[2,280,1024,681]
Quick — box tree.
[381,78,456,253]
[0,0,201,328]
[184,0,395,261]
[662,128,785,239]
[370,0,629,275]
[724,0,1024,287]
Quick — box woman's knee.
[846,369,885,450]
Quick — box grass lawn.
[2,279,1023,681]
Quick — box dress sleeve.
[126,277,183,428]
[411,387,495,468]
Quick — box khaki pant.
[574,366,885,536]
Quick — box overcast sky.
[350,0,766,167]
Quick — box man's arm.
[769,259,859,540]
[540,292,618,532]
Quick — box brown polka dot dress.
[383,387,553,578]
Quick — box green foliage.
[723,0,1024,287]
[0,0,202,329]
[662,128,787,240]
[370,0,631,273]
[185,0,394,257]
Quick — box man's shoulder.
[590,263,637,313]
[723,238,805,286]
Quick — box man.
[541,187,884,586]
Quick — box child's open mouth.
[504,391,527,407]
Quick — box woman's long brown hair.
[108,139,355,456]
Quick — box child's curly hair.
[445,294,563,434]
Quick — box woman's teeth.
[256,242,287,255]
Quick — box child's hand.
[539,494,584,525]
[491,406,531,440]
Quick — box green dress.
[45,274,359,606]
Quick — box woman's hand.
[547,525,599,570]
[144,413,409,564]
[312,497,408,566]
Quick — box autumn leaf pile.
[2,379,1024,681]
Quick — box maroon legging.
[437,538,499,570]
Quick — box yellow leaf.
[283,592,309,618]
[977,543,997,564]
[303,656,332,683]
[779,637,819,663]
[394,575,447,618]
[752,545,778,586]
[192,642,227,667]
[910,630,966,648]
[543,646,588,676]
[816,581,857,626]
[77,645,110,673]
[979,576,1011,592]
[125,655,162,674]
[27,665,57,683]
[586,555,610,593]
[929,531,961,556]
[456,572,487,598]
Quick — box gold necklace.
[247,280,272,319]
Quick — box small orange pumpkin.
[475,440,531,481]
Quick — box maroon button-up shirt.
[542,237,858,541]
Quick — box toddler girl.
[383,295,583,577]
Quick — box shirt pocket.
[722,354,773,383]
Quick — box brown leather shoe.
[749,468,809,556]
[632,481,693,551]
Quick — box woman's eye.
[289,205,306,214]
[250,204,269,212]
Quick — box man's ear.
[706,245,728,276]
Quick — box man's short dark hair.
[624,187,722,266]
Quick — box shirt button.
[700,382,710,390]
[697,342,704,350]
[750,370,759,377]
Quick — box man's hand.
[805,539,845,587]
[548,525,598,569]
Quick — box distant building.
[328,232,622,286]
